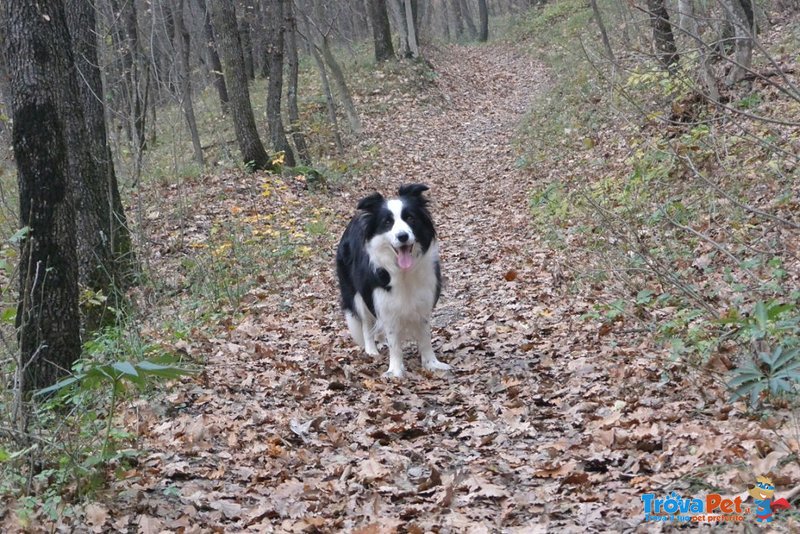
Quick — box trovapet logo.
[641,476,791,524]
[641,492,747,523]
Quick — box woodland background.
[1,0,800,531]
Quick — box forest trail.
[114,43,771,532]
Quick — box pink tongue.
[398,248,414,270]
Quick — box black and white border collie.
[336,184,451,378]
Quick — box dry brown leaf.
[84,503,108,531]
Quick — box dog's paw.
[423,359,451,372]
[365,346,380,356]
[383,367,405,379]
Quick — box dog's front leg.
[383,329,405,378]
[419,319,451,372]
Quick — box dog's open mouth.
[395,244,415,270]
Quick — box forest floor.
[54,43,799,532]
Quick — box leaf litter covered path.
[104,44,797,533]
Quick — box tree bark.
[590,0,614,61]
[173,0,204,168]
[404,0,420,58]
[299,14,344,155]
[210,0,272,170]
[367,0,395,62]
[109,0,147,155]
[265,0,295,167]
[1,0,82,393]
[320,34,362,136]
[678,0,720,102]
[285,0,310,164]
[723,0,754,85]
[239,20,255,81]
[195,0,229,114]
[64,0,136,310]
[450,0,466,39]
[459,0,478,38]
[478,0,489,42]
[389,0,410,57]
[646,0,679,70]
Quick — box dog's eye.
[405,214,415,224]
[381,218,393,229]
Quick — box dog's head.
[357,184,436,272]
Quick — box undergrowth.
[514,1,800,410]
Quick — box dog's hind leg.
[354,295,379,356]
[418,319,451,372]
[362,316,379,356]
[345,311,365,348]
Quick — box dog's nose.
[397,232,409,243]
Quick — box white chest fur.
[372,243,438,341]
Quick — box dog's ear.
[398,183,429,197]
[357,192,384,213]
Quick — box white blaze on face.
[386,199,415,270]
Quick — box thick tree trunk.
[404,0,420,58]
[64,0,136,311]
[285,1,310,164]
[478,0,489,42]
[173,0,204,168]
[210,0,272,170]
[196,0,229,114]
[389,0,410,57]
[646,0,679,70]
[367,0,395,62]
[265,0,296,167]
[1,0,82,394]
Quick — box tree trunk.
[109,0,147,155]
[459,0,478,38]
[439,1,451,40]
[389,0,410,57]
[264,0,295,167]
[210,0,272,170]
[723,0,754,85]
[404,0,420,58]
[590,0,614,61]
[678,0,720,102]
[1,0,82,394]
[646,0,679,70]
[63,0,135,318]
[320,35,362,136]
[285,1,310,164]
[240,20,255,81]
[478,0,489,42]
[173,0,204,168]
[450,0,465,39]
[66,0,136,294]
[196,0,229,114]
[367,0,395,62]
[299,15,344,155]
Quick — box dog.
[336,184,451,378]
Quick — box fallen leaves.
[34,42,797,533]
